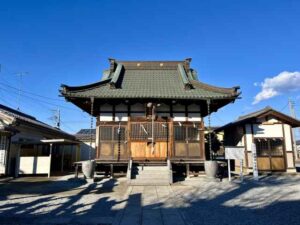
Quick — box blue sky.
[0,0,300,136]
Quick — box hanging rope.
[117,122,121,161]
[207,99,213,160]
[89,97,94,160]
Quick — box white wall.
[19,156,50,174]
[284,124,293,151]
[98,103,203,122]
[253,124,283,137]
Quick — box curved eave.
[191,80,240,97]
[60,79,240,101]
[60,79,111,94]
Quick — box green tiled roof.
[61,60,240,100]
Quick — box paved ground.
[0,175,300,225]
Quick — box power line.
[0,81,65,102]
[0,84,79,111]
[15,72,29,110]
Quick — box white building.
[0,104,80,177]
[216,107,300,173]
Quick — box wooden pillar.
[200,119,205,160]
[127,116,131,159]
[48,143,53,178]
[61,145,65,172]
[169,118,174,159]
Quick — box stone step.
[134,174,169,180]
[134,166,169,171]
[129,179,170,186]
[132,169,169,174]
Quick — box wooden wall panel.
[257,157,271,170]
[99,143,113,159]
[271,158,285,171]
[175,143,187,156]
[131,142,167,159]
[131,142,146,158]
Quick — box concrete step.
[134,174,169,180]
[134,166,169,171]
[129,165,170,186]
[129,179,170,186]
[132,170,169,175]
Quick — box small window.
[174,126,186,141]
[255,138,283,157]
[255,139,269,156]
[113,127,126,141]
[130,123,168,141]
[270,139,283,156]
[188,127,200,141]
[100,127,113,141]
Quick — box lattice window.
[174,126,186,141]
[100,127,113,141]
[270,139,283,156]
[255,138,283,157]
[113,127,126,141]
[188,127,200,141]
[130,122,168,141]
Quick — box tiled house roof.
[0,104,75,139]
[61,59,240,100]
[75,129,96,141]
[216,106,300,131]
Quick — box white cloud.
[253,71,300,104]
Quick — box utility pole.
[15,72,28,111]
[50,108,61,128]
[289,98,299,159]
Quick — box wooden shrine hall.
[60,58,240,182]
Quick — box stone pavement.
[1,175,300,225]
[114,186,188,225]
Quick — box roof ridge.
[237,106,272,120]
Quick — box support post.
[240,159,243,182]
[227,159,231,182]
[110,163,114,178]
[186,163,190,178]
[61,145,65,172]
[48,143,53,178]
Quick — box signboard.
[251,143,259,180]
[225,146,245,182]
[225,147,245,160]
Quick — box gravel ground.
[0,175,300,225]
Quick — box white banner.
[225,147,245,160]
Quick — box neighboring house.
[60,58,240,172]
[0,104,79,177]
[216,107,300,173]
[75,129,96,160]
